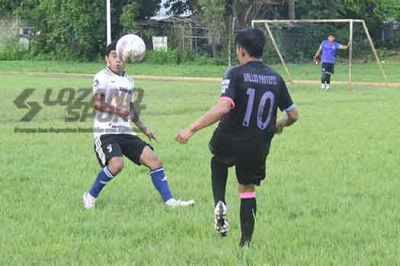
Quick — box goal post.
[251,19,389,89]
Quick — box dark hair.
[328,34,335,37]
[235,28,266,58]
[105,40,118,57]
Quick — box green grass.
[1,60,399,83]
[1,67,400,265]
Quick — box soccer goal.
[252,19,388,89]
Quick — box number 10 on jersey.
[243,88,275,130]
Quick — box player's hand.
[275,121,285,135]
[313,56,318,64]
[175,128,194,144]
[142,127,158,142]
[117,108,130,121]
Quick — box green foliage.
[0,46,24,60]
[120,3,139,32]
[164,0,198,15]
[344,0,400,21]
[143,49,224,65]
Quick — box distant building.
[382,20,400,44]
[0,16,33,50]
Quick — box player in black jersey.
[175,28,299,247]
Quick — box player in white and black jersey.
[83,41,195,209]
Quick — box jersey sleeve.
[127,75,135,103]
[93,72,107,97]
[335,42,342,49]
[220,67,237,109]
[319,41,326,49]
[277,77,294,112]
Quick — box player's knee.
[238,184,256,193]
[108,157,124,175]
[151,157,163,169]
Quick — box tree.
[199,0,226,56]
[164,0,199,16]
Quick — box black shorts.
[94,134,152,167]
[322,62,335,74]
[209,131,268,186]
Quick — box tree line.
[0,0,399,61]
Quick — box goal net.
[252,19,388,88]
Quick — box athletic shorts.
[94,134,152,167]
[322,62,335,74]
[209,131,268,186]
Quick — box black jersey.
[215,61,294,154]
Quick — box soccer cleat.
[83,192,97,209]
[321,83,325,89]
[325,84,330,90]
[165,198,195,207]
[214,201,229,236]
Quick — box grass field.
[1,60,399,83]
[1,62,400,265]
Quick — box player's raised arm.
[130,102,157,141]
[275,107,299,135]
[93,80,130,120]
[175,100,232,144]
[339,43,351,49]
[314,47,322,62]
[275,79,299,135]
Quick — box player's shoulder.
[264,65,286,84]
[124,73,135,86]
[222,65,241,79]
[94,68,112,81]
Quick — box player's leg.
[211,156,230,236]
[325,64,334,90]
[209,133,233,235]
[211,156,229,205]
[238,183,257,247]
[122,135,194,206]
[87,157,123,196]
[321,63,328,89]
[139,146,195,207]
[235,157,265,247]
[84,136,124,209]
[139,146,173,202]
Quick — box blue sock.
[150,167,173,202]
[89,167,114,198]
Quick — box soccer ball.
[116,34,146,62]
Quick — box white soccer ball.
[116,34,146,62]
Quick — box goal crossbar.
[251,19,389,89]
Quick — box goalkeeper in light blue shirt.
[314,34,350,90]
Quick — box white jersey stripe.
[95,136,106,166]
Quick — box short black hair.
[235,28,266,58]
[105,40,118,57]
[328,33,335,37]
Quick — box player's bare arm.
[314,48,322,59]
[93,93,130,120]
[275,107,299,135]
[175,100,232,144]
[130,102,157,141]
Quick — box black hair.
[105,40,118,57]
[235,28,266,58]
[328,33,335,37]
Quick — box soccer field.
[1,68,400,265]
